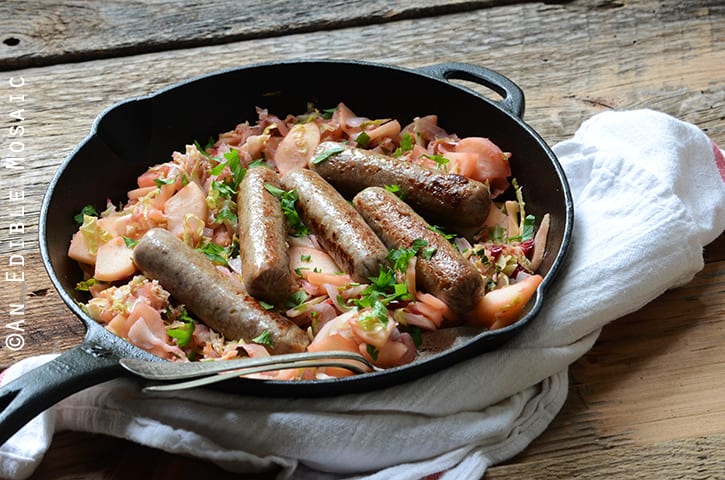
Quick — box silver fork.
[120,350,381,392]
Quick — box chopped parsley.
[167,308,196,348]
[214,205,238,225]
[210,180,236,199]
[285,290,308,309]
[423,153,450,171]
[352,239,434,310]
[320,107,337,119]
[358,300,389,330]
[154,176,176,188]
[384,184,404,198]
[210,149,246,189]
[311,146,345,165]
[75,278,100,292]
[167,321,195,348]
[265,184,309,237]
[195,240,238,267]
[387,238,433,271]
[74,205,98,225]
[356,131,371,148]
[427,224,456,242]
[258,300,275,310]
[194,136,216,156]
[252,330,273,348]
[122,236,138,248]
[516,214,537,242]
[393,132,414,157]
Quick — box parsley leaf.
[167,321,195,348]
[167,307,196,348]
[384,184,405,199]
[311,146,345,165]
[248,158,269,169]
[75,278,100,292]
[210,180,236,199]
[196,241,232,266]
[252,330,273,348]
[401,132,413,148]
[285,290,308,309]
[194,136,216,157]
[122,236,138,248]
[264,183,285,197]
[521,214,536,241]
[211,149,246,189]
[265,185,309,237]
[258,300,274,310]
[356,131,371,148]
[154,176,176,188]
[74,205,98,225]
[320,107,337,119]
[354,239,437,309]
[214,206,238,225]
[428,224,456,242]
[423,153,450,171]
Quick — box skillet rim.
[39,58,574,395]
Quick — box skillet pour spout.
[0,59,573,446]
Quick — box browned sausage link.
[133,228,309,354]
[237,166,291,305]
[280,168,389,283]
[310,142,491,231]
[353,187,483,316]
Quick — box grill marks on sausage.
[134,150,489,353]
[353,187,484,316]
[310,142,492,232]
[237,166,291,305]
[281,168,389,283]
[133,228,309,354]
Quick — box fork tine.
[142,358,370,392]
[121,350,376,381]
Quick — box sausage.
[310,142,491,233]
[353,187,484,316]
[133,228,309,354]
[280,168,389,282]
[237,166,290,305]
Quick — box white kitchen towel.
[2,109,724,480]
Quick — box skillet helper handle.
[418,62,525,119]
[0,342,123,446]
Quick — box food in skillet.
[67,103,549,378]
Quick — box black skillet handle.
[0,341,123,446]
[418,62,525,119]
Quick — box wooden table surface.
[1,0,723,478]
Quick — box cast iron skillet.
[0,60,573,445]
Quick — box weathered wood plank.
[488,434,725,479]
[0,0,529,70]
[496,260,725,467]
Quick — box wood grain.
[0,0,528,70]
[496,261,725,464]
[488,434,725,479]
